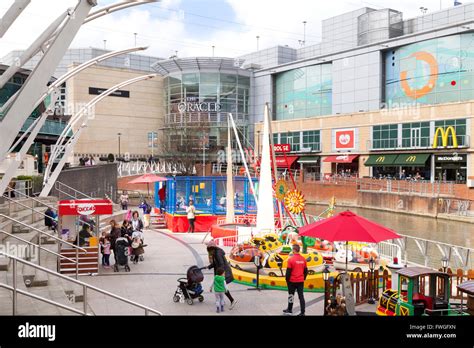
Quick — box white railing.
[377,241,402,262]
[117,160,195,177]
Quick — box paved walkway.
[80,229,328,316]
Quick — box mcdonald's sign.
[406,156,417,163]
[433,126,458,148]
[375,156,386,163]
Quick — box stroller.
[114,237,131,272]
[173,266,205,305]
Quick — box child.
[210,267,226,313]
[101,235,111,268]
[99,232,106,266]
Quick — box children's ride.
[376,267,467,316]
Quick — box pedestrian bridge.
[117,160,196,178]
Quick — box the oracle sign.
[334,129,356,150]
[76,203,96,216]
[178,102,221,113]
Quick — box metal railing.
[391,233,474,270]
[358,179,454,197]
[54,181,93,200]
[376,241,402,262]
[4,186,55,209]
[0,228,77,265]
[117,160,189,177]
[0,213,87,278]
[0,251,162,316]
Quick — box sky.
[0,0,469,61]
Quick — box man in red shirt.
[158,184,166,214]
[283,244,308,316]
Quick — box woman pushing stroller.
[206,240,238,310]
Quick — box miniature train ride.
[376,266,470,316]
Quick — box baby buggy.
[114,237,131,272]
[173,265,205,305]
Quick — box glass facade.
[372,124,398,149]
[275,64,332,120]
[163,71,250,155]
[401,122,430,148]
[164,72,250,123]
[273,130,321,152]
[385,33,474,106]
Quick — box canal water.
[306,204,474,269]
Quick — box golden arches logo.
[433,126,458,148]
[406,156,417,163]
[375,156,385,163]
[400,51,439,99]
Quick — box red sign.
[58,199,113,216]
[275,156,299,168]
[274,144,291,153]
[335,129,355,150]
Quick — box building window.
[401,122,430,148]
[372,124,398,149]
[280,132,300,152]
[275,64,332,120]
[302,130,321,151]
[434,119,467,147]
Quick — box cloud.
[0,0,463,63]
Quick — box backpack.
[145,203,152,214]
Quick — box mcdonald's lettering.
[375,156,386,163]
[432,126,458,148]
[406,156,417,163]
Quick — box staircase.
[150,212,166,229]
[0,193,129,315]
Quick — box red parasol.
[299,210,401,271]
[128,174,168,196]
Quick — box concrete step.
[0,257,10,271]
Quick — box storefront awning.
[324,155,359,163]
[297,156,320,164]
[393,153,430,166]
[275,156,299,168]
[364,154,398,166]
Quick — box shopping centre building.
[246,4,474,186]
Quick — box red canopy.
[324,155,359,163]
[128,174,168,184]
[299,210,400,243]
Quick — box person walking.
[119,191,129,211]
[139,200,152,228]
[186,200,196,233]
[210,267,227,313]
[283,244,308,316]
[44,207,58,232]
[109,220,121,263]
[206,240,238,309]
[131,211,144,232]
[158,185,166,214]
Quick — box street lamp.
[441,256,449,273]
[368,257,376,304]
[323,265,330,315]
[117,132,122,158]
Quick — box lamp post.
[441,256,449,273]
[117,133,122,158]
[368,257,376,304]
[323,265,330,315]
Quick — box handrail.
[2,194,93,229]
[0,213,87,253]
[5,187,55,209]
[0,251,163,316]
[0,282,86,316]
[0,229,77,264]
[55,181,93,199]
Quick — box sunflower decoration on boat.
[284,189,306,214]
[274,179,288,201]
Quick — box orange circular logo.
[400,51,438,99]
